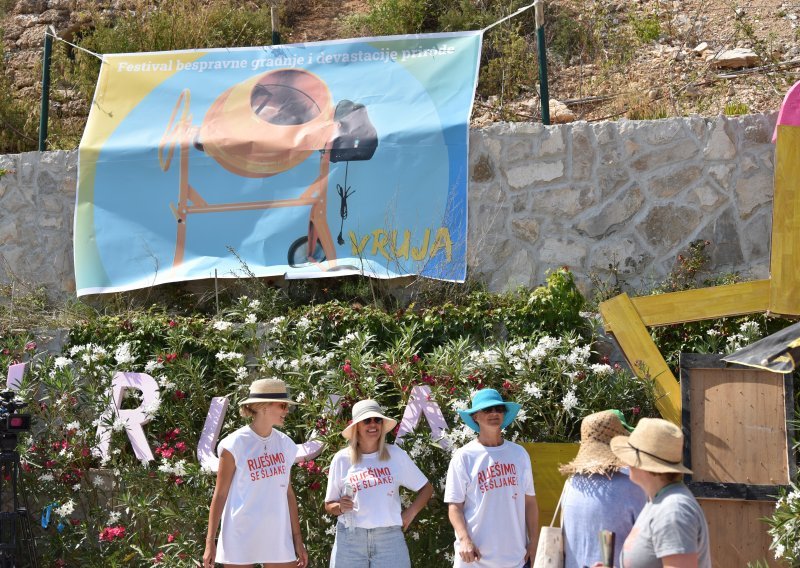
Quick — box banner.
[74,32,482,295]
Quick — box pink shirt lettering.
[247,451,287,482]
[476,462,518,494]
[348,466,394,493]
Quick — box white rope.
[45,30,104,62]
[481,1,537,33]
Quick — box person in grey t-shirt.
[592,418,710,568]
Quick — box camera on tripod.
[0,391,30,450]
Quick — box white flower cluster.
[114,342,135,365]
[53,356,72,369]
[65,421,82,434]
[158,459,188,476]
[156,374,176,391]
[144,359,164,373]
[55,499,75,517]
[69,343,108,364]
[560,344,591,366]
[142,395,162,418]
[561,389,579,414]
[212,320,233,331]
[523,383,543,399]
[589,363,613,376]
[216,350,244,361]
[441,423,475,449]
[468,348,500,368]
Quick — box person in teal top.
[592,418,710,568]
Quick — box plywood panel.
[687,367,789,485]
[630,280,770,327]
[771,124,800,316]
[700,499,785,567]
[599,293,681,424]
[522,442,579,530]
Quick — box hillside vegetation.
[0,0,796,152]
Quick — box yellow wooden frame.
[600,124,800,424]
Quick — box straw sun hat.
[342,399,398,440]
[238,378,299,406]
[610,417,692,474]
[559,410,630,476]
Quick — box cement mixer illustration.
[158,68,378,268]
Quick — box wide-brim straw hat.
[342,399,398,440]
[457,388,521,433]
[610,417,692,474]
[559,410,629,476]
[238,378,299,406]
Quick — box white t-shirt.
[215,425,299,564]
[325,444,429,529]
[444,439,536,568]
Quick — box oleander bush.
[0,269,662,567]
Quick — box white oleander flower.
[590,363,613,376]
[212,320,233,331]
[562,389,579,414]
[216,351,244,361]
[55,499,75,517]
[39,473,54,482]
[740,320,759,333]
[108,511,121,524]
[244,313,257,324]
[53,356,71,369]
[144,359,164,373]
[523,383,542,399]
[114,342,135,365]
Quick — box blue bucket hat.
[457,389,521,432]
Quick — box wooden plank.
[699,499,786,567]
[686,367,789,485]
[599,293,681,424]
[522,442,579,530]
[629,280,770,327]
[770,124,800,315]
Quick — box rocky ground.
[287,0,800,124]
[2,0,799,139]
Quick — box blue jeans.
[329,524,411,568]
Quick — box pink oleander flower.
[99,525,126,542]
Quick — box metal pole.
[38,26,55,151]
[535,1,550,125]
[271,4,281,45]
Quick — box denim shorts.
[329,524,411,568]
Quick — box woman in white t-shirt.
[203,378,308,568]
[324,399,433,568]
[444,388,539,568]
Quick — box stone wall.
[468,113,776,292]
[0,113,777,298]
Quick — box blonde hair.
[239,401,272,419]
[348,427,390,464]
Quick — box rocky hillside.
[0,0,797,151]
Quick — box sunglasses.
[361,417,384,425]
[480,404,507,415]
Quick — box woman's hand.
[401,508,416,531]
[202,541,216,568]
[294,537,308,568]
[338,495,355,513]
[458,536,481,563]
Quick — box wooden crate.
[680,354,795,567]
